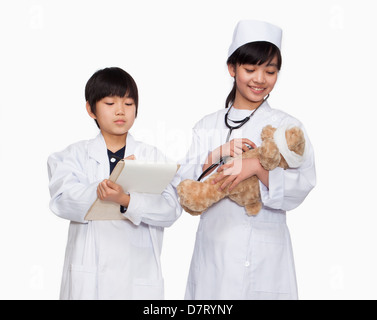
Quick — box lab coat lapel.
[88,133,109,179]
[125,132,137,158]
[259,100,272,115]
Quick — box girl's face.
[86,95,136,138]
[228,56,279,109]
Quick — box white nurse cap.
[228,20,283,58]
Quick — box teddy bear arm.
[177,177,228,213]
[245,201,263,216]
[181,204,203,216]
[258,139,281,171]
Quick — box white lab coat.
[47,132,181,300]
[176,101,316,300]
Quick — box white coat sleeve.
[122,181,182,227]
[259,120,316,211]
[176,124,212,182]
[47,145,98,223]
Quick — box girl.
[48,67,181,300]
[177,20,316,300]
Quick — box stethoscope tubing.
[196,96,269,182]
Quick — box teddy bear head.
[259,124,306,171]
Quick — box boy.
[47,67,180,300]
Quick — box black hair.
[85,67,139,128]
[225,41,282,108]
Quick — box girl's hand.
[97,179,130,207]
[202,139,256,179]
[219,138,256,159]
[212,157,268,192]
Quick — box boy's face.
[86,95,136,137]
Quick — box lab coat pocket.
[249,222,290,294]
[69,264,97,300]
[132,278,164,300]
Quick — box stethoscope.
[197,94,269,182]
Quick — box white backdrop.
[0,0,376,300]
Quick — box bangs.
[227,41,282,70]
[93,71,137,101]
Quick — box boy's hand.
[96,155,135,206]
[97,179,130,207]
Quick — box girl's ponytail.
[225,81,236,109]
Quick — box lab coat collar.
[261,100,272,114]
[124,132,137,158]
[224,99,272,116]
[261,100,272,112]
[88,131,137,164]
[88,133,107,164]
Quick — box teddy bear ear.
[274,125,306,168]
[286,127,306,156]
[261,125,276,141]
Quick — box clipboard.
[84,160,179,221]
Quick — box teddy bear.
[177,124,306,216]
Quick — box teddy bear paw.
[245,202,262,216]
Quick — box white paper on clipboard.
[118,160,178,194]
[84,160,179,221]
